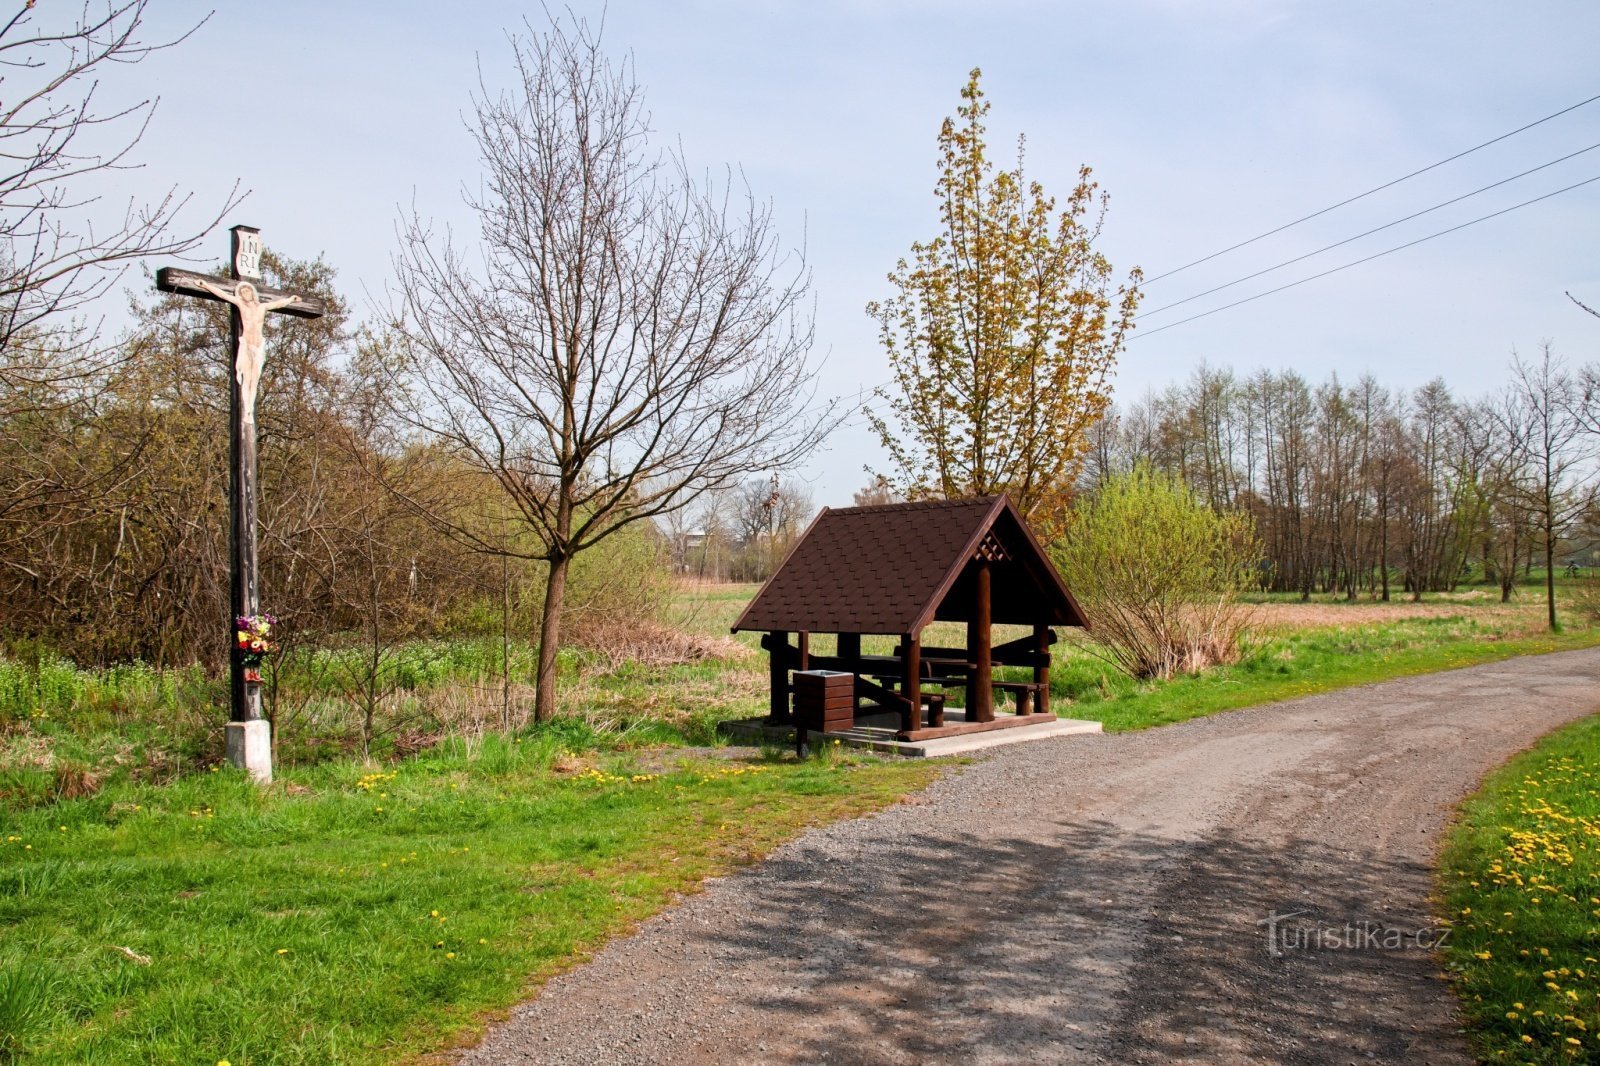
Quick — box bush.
[1052,463,1261,679]
[1572,575,1600,624]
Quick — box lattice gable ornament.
[973,531,1011,563]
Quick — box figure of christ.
[194,279,302,424]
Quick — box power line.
[1140,139,1600,318]
[1144,89,1600,285]
[1130,172,1600,342]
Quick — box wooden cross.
[155,226,327,773]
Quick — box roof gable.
[730,495,1085,635]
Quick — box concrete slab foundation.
[226,719,273,783]
[719,709,1101,758]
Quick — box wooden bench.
[992,680,1044,715]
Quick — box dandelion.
[445,952,455,959]
[276,948,289,956]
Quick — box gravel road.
[459,647,1600,1065]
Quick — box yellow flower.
[276,948,288,955]
[445,952,455,959]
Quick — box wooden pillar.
[797,631,811,671]
[837,632,861,668]
[838,632,862,715]
[900,633,921,735]
[966,561,993,722]
[1033,623,1051,717]
[768,630,791,723]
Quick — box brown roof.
[730,495,1086,635]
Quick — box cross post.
[156,225,327,783]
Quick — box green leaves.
[868,71,1141,525]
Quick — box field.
[3,579,1599,1062]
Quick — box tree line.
[1082,349,1600,621]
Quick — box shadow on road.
[691,817,1463,1064]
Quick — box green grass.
[0,734,936,1064]
[1437,714,1600,1063]
[1045,617,1600,733]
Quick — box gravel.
[459,646,1600,1065]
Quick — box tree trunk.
[534,553,571,723]
[1544,496,1558,631]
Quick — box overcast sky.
[98,1,1600,505]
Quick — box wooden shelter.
[731,495,1087,742]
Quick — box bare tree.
[0,1,238,389]
[1496,344,1594,629]
[389,16,839,721]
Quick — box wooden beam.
[837,632,862,716]
[768,630,791,723]
[156,266,328,319]
[1033,623,1051,717]
[900,633,921,735]
[837,632,861,668]
[966,560,994,723]
[900,712,1056,743]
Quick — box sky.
[79,1,1600,505]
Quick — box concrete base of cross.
[226,719,273,784]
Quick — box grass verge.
[0,735,937,1064]
[1437,714,1600,1063]
[1048,618,1600,733]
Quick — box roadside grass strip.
[0,738,936,1064]
[1051,619,1600,733]
[1439,714,1600,1063]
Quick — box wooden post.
[1033,623,1051,717]
[900,633,922,735]
[797,631,811,671]
[838,632,861,716]
[837,632,860,668]
[769,630,791,723]
[966,560,993,722]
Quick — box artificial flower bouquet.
[235,612,277,682]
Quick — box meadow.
[3,578,1599,1062]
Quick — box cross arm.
[155,267,328,319]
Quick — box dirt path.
[459,647,1600,1065]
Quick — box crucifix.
[156,225,327,783]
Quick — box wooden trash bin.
[793,669,854,754]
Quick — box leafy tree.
[867,69,1141,525]
[1052,463,1260,680]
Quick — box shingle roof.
[730,495,1086,635]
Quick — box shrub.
[1052,463,1261,679]
[1572,575,1600,624]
